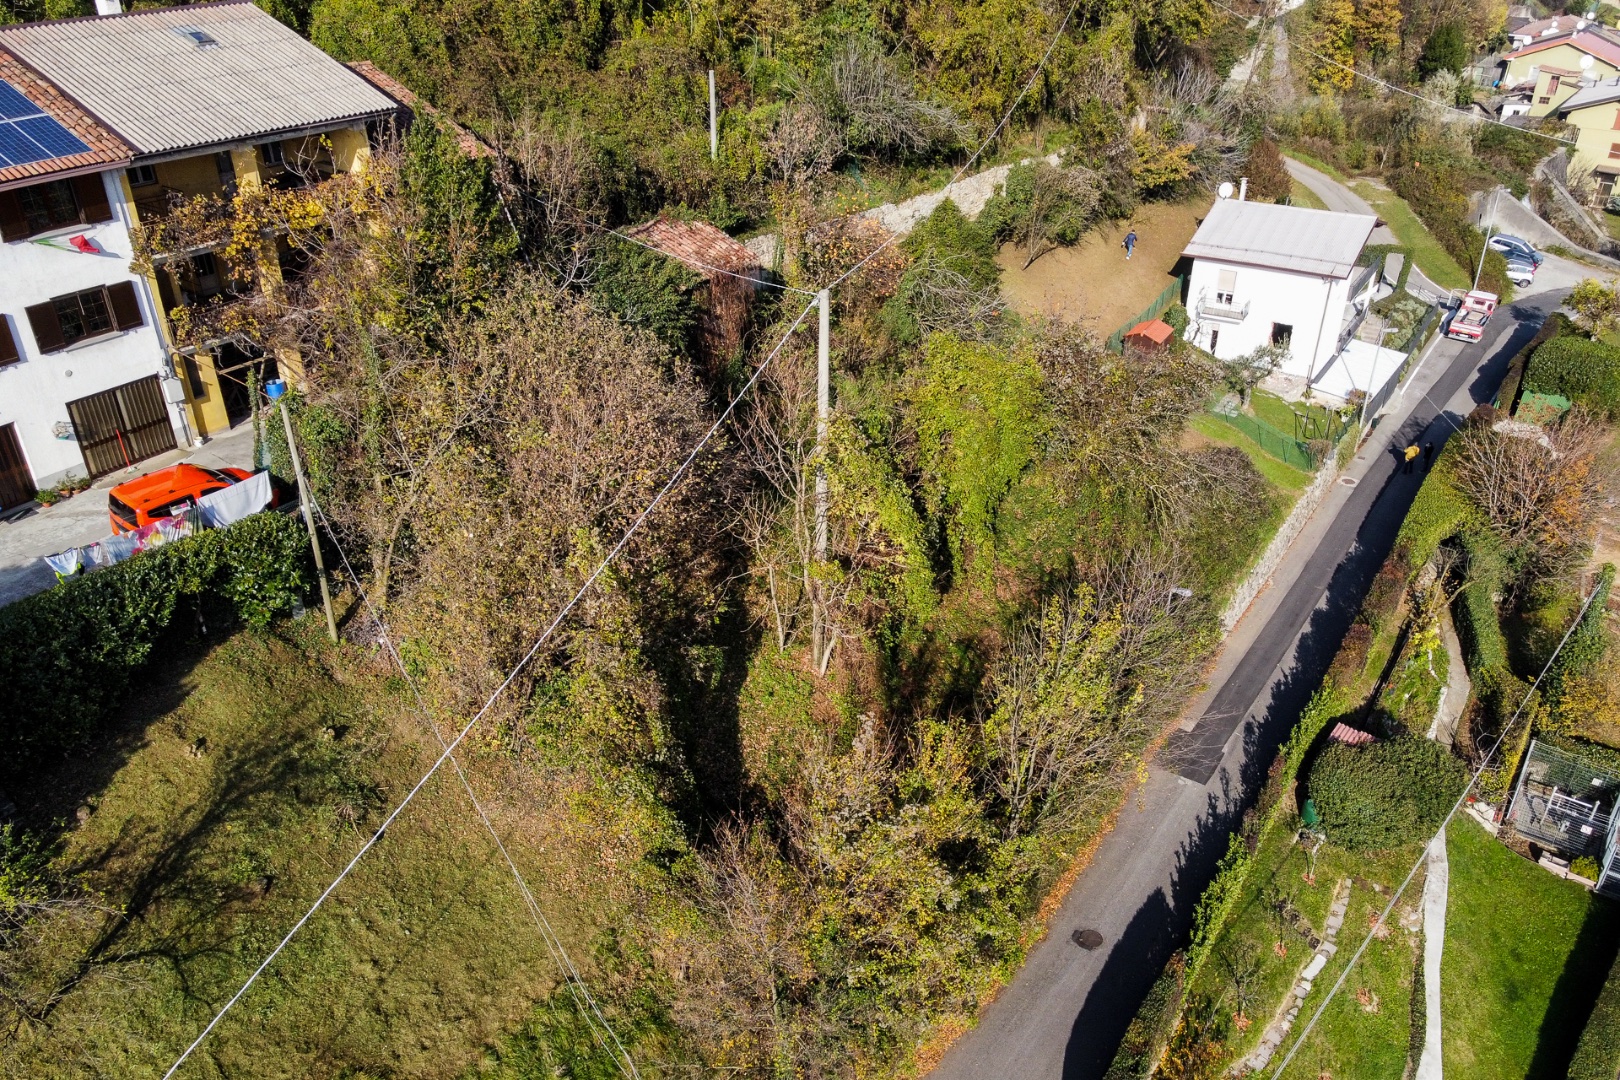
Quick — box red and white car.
[1445,290,1497,343]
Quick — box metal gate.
[0,422,34,510]
[67,376,178,479]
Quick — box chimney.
[94,0,121,14]
[1238,176,1248,201]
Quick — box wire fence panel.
[1107,274,1187,352]
[1207,409,1319,471]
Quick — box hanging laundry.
[43,548,83,578]
[197,471,271,529]
[91,533,141,566]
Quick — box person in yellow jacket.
[1403,443,1420,474]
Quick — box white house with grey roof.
[0,0,410,511]
[1182,198,1379,394]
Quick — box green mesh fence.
[1107,275,1187,352]
[1206,409,1320,471]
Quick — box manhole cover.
[1339,476,1358,487]
[1072,927,1104,950]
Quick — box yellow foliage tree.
[1307,0,1358,93]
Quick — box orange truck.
[107,464,257,534]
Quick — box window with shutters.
[54,288,113,345]
[1215,269,1237,305]
[18,180,78,234]
[0,317,19,368]
[26,281,143,353]
[1,174,112,242]
[1611,142,1620,159]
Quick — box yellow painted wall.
[1566,101,1620,178]
[1529,68,1586,115]
[153,153,226,200]
[1505,42,1619,87]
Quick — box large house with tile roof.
[1502,28,1620,116]
[0,0,416,511]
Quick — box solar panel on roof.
[0,81,37,121]
[0,78,89,168]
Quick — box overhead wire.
[308,497,639,1079]
[1267,576,1607,1079]
[164,3,1098,1067]
[159,293,820,1079]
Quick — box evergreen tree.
[1417,22,1469,78]
[1243,138,1292,202]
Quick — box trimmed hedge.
[1525,336,1620,417]
[1499,311,1572,415]
[1396,457,1479,568]
[1571,945,1620,1080]
[1308,736,1468,850]
[0,511,311,775]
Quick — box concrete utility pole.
[812,289,830,665]
[279,396,338,641]
[815,289,830,560]
[708,70,718,160]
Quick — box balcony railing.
[1197,296,1250,322]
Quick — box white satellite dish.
[1583,53,1596,69]
[1218,181,1235,200]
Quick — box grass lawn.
[1249,388,1344,443]
[1282,149,1351,184]
[1189,412,1311,495]
[1603,210,1620,245]
[1289,179,1329,211]
[1443,816,1620,1080]
[5,618,607,1079]
[1350,181,1472,292]
[996,198,1201,333]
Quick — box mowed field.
[996,198,1206,334]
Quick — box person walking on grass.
[1404,443,1420,474]
[1124,229,1138,260]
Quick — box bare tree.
[1450,408,1608,571]
[892,251,1005,340]
[827,40,971,155]
[765,101,845,188]
[1017,162,1102,269]
[494,114,603,288]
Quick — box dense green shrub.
[881,199,1001,344]
[1571,937,1620,1079]
[1389,162,1511,299]
[1396,456,1479,567]
[0,512,311,775]
[1456,578,1508,676]
[588,236,701,357]
[1309,737,1468,850]
[1546,564,1617,724]
[1525,336,1620,417]
[1499,312,1572,415]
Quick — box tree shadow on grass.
[1526,894,1620,1080]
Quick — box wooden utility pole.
[280,399,338,641]
[708,70,718,159]
[811,289,830,666]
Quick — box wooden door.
[0,423,34,510]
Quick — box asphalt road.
[927,291,1564,1080]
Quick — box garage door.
[67,375,179,479]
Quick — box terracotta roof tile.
[0,46,130,190]
[622,216,761,281]
[345,60,491,159]
[1328,722,1377,747]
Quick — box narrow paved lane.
[927,292,1561,1080]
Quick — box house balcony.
[1197,296,1250,323]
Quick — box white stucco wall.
[1183,256,1351,380]
[0,170,182,489]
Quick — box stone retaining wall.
[1220,452,1343,632]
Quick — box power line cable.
[308,497,639,1078]
[160,293,820,1078]
[1212,0,1575,145]
[1267,576,1606,1079]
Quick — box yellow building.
[1554,77,1620,201]
[1502,32,1620,115]
[0,0,406,443]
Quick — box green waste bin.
[1301,799,1319,828]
